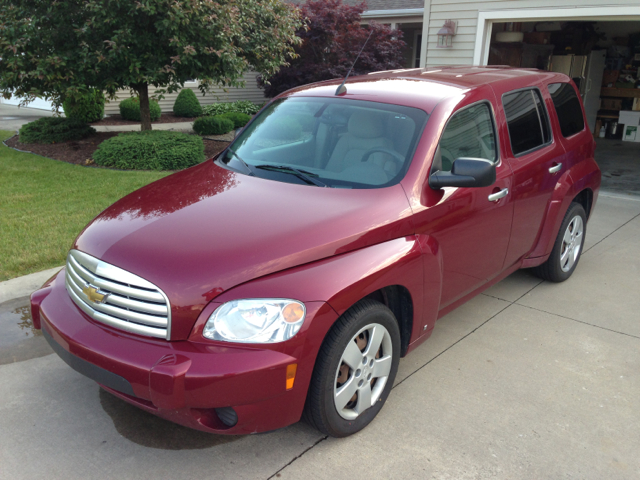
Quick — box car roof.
[283,66,571,113]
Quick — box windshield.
[219,97,428,189]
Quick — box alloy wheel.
[560,215,584,272]
[333,323,393,420]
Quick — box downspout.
[420,0,432,68]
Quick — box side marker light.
[286,363,298,390]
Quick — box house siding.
[104,71,266,115]
[425,0,640,67]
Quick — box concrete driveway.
[1,193,639,480]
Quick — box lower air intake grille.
[65,249,171,339]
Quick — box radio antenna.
[335,29,374,96]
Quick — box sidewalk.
[92,121,236,141]
[0,267,63,304]
[92,122,195,133]
[0,103,56,131]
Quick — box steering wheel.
[360,148,405,171]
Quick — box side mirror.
[429,157,496,189]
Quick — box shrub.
[221,111,251,129]
[202,103,234,116]
[19,117,96,144]
[119,97,161,122]
[63,89,105,123]
[93,131,204,170]
[173,88,203,117]
[193,115,235,135]
[259,0,406,98]
[202,100,261,117]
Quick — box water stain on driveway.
[99,388,241,450]
[0,296,52,365]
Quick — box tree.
[0,0,302,130]
[260,0,406,98]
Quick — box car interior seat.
[325,110,397,182]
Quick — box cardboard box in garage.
[620,110,640,142]
[601,98,622,110]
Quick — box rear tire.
[304,299,400,437]
[533,202,586,282]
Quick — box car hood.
[74,160,414,339]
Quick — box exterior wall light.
[437,20,457,48]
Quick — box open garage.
[465,5,640,196]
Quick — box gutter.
[361,8,424,18]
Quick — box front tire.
[304,299,400,437]
[533,202,586,282]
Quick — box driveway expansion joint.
[583,210,640,254]
[513,302,640,340]
[267,435,328,479]
[393,298,512,391]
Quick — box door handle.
[488,188,509,202]
[549,163,562,174]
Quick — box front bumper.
[31,270,337,434]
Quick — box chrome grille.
[65,249,171,339]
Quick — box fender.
[209,236,429,343]
[523,157,601,267]
[189,236,434,426]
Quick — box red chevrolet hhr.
[31,66,600,437]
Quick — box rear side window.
[548,82,585,138]
[438,103,497,172]
[502,89,552,156]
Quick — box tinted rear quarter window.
[548,82,585,137]
[502,89,551,156]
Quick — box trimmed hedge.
[119,97,161,122]
[63,89,105,123]
[221,111,251,129]
[193,115,235,136]
[19,117,96,144]
[173,88,203,117]
[93,131,204,170]
[202,100,261,117]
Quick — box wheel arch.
[523,158,600,265]
[363,285,413,357]
[572,187,594,220]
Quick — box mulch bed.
[5,133,229,167]
[91,113,196,126]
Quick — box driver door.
[413,100,514,309]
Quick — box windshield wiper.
[226,149,255,176]
[255,164,328,188]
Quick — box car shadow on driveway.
[98,388,241,450]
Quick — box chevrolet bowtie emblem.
[82,285,109,304]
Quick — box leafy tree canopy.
[0,0,302,129]
[260,0,406,98]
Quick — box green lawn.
[0,130,170,281]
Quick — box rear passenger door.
[496,87,566,269]
[546,82,593,180]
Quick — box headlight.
[203,299,306,343]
